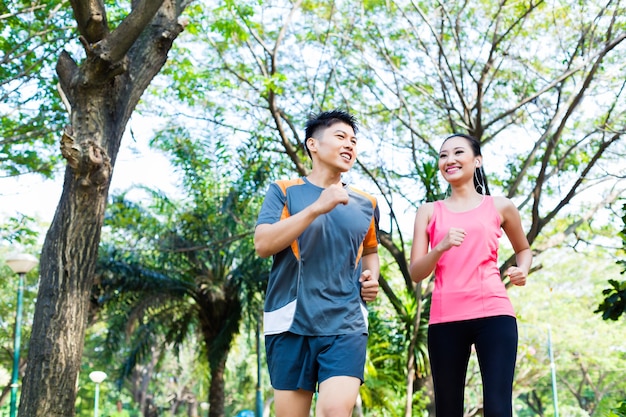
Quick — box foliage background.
[1,0,625,416]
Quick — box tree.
[346,1,625,410]
[596,202,626,321]
[151,0,625,413]
[511,248,626,417]
[4,0,624,415]
[17,1,193,416]
[95,136,269,417]
[0,0,69,178]
[148,2,437,411]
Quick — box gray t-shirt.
[256,177,379,336]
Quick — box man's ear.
[307,137,317,154]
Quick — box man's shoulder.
[347,186,377,207]
[273,178,305,195]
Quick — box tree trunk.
[208,353,228,417]
[18,1,186,416]
[21,164,110,414]
[131,349,160,417]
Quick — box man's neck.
[306,168,344,188]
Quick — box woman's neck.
[445,186,484,210]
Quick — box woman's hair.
[443,133,491,195]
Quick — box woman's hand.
[435,227,467,252]
[505,266,527,286]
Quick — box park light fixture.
[89,371,108,417]
[200,401,209,417]
[5,252,38,417]
[6,253,38,275]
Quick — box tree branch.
[69,0,108,43]
[93,0,166,64]
[56,50,80,106]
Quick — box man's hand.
[360,269,379,302]
[313,183,350,214]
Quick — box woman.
[409,133,532,417]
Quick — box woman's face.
[438,136,479,184]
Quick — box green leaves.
[0,214,39,246]
[595,279,626,321]
[596,202,626,321]
[607,400,626,417]
[95,132,271,408]
[0,0,73,177]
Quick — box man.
[255,109,380,417]
[109,400,130,417]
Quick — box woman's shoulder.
[418,201,442,226]
[491,195,513,207]
[417,201,437,214]
[490,195,518,216]
[414,201,437,223]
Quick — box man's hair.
[303,109,358,158]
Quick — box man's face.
[308,122,357,172]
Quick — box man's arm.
[255,205,320,258]
[255,183,350,258]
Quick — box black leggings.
[428,315,518,417]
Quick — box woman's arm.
[409,203,441,282]
[497,196,532,286]
[409,202,471,282]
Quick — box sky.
[0,117,179,230]
[1,115,621,253]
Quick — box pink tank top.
[426,196,515,324]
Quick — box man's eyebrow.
[333,129,357,139]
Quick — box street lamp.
[89,371,107,417]
[255,315,263,417]
[5,253,38,417]
[547,324,559,417]
[200,401,209,417]
[521,323,559,417]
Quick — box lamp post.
[521,323,559,417]
[5,253,38,417]
[255,314,263,417]
[89,371,107,417]
[547,324,559,417]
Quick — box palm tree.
[94,136,270,417]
